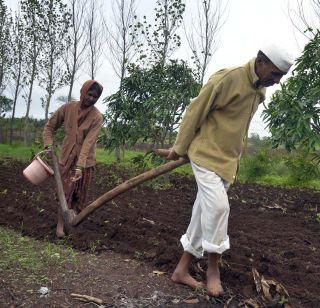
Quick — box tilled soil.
[0,159,319,307]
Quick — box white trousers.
[181,161,230,258]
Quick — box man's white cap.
[260,44,294,73]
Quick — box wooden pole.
[71,152,188,226]
[51,148,76,225]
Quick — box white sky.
[5,0,310,137]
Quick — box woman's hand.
[71,169,82,182]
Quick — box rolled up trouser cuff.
[181,234,203,258]
[202,236,230,255]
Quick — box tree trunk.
[10,67,21,144]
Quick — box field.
[0,148,320,307]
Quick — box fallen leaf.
[252,268,262,293]
[152,270,166,276]
[243,298,260,308]
[142,217,155,225]
[196,262,204,273]
[183,298,199,304]
[252,268,289,304]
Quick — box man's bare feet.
[206,268,224,296]
[171,270,204,290]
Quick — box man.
[167,45,293,296]
[43,80,104,238]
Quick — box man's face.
[256,59,286,87]
[82,90,100,107]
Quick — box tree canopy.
[263,30,320,154]
[104,60,201,150]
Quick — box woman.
[43,80,104,237]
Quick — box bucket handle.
[33,149,52,160]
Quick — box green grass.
[96,147,143,166]
[0,143,39,162]
[0,226,77,279]
[1,143,319,190]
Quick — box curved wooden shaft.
[51,148,75,225]
[71,156,188,226]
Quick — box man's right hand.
[166,148,181,161]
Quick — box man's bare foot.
[171,270,204,290]
[206,268,224,296]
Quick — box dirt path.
[0,159,319,307]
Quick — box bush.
[285,152,320,185]
[240,150,271,182]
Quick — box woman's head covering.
[80,80,103,103]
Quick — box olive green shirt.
[173,58,266,183]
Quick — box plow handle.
[70,149,189,226]
[51,148,76,225]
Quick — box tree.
[288,0,320,40]
[38,0,71,120]
[86,0,104,79]
[105,0,137,87]
[64,0,88,101]
[184,0,228,83]
[0,0,12,95]
[21,0,43,144]
[263,30,320,159]
[103,0,138,161]
[132,0,185,68]
[9,12,27,144]
[0,95,12,116]
[104,60,201,150]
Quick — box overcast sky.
[5,0,311,137]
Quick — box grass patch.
[0,226,77,280]
[1,143,319,190]
[0,144,38,162]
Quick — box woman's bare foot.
[206,268,224,296]
[171,270,204,290]
[55,229,65,238]
[56,211,65,238]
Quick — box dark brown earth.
[0,159,319,307]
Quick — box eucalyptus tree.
[263,30,320,161]
[85,0,105,79]
[184,0,228,83]
[9,12,27,144]
[103,0,138,161]
[132,0,186,68]
[20,0,43,144]
[38,0,71,120]
[105,0,137,87]
[65,0,88,101]
[0,0,12,95]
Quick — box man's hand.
[70,169,82,182]
[166,148,181,161]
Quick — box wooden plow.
[51,148,189,227]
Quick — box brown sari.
[59,105,96,213]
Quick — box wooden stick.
[70,293,103,305]
[51,148,76,225]
[71,155,188,226]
